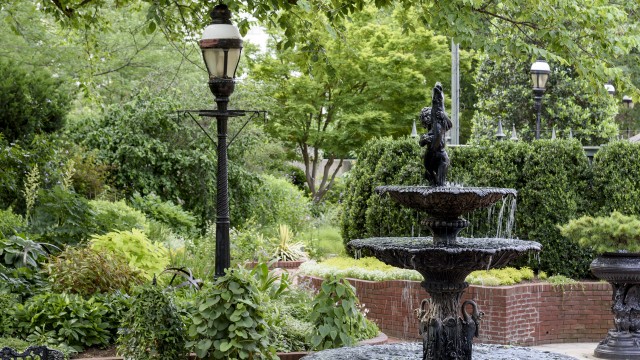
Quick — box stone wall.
[302,276,612,346]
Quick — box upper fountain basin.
[348,237,541,283]
[376,186,517,220]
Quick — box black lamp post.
[199,3,243,278]
[530,59,550,140]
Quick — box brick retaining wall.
[302,276,612,346]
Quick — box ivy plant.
[117,284,188,360]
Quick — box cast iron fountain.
[301,83,575,360]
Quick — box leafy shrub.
[90,199,148,234]
[341,137,421,248]
[249,174,311,232]
[590,142,640,216]
[12,293,112,352]
[45,246,145,296]
[117,284,188,360]
[0,208,24,239]
[0,264,47,302]
[69,148,112,199]
[0,233,53,269]
[307,276,378,350]
[558,212,640,253]
[129,192,196,235]
[28,186,94,247]
[0,294,18,336]
[342,137,598,278]
[90,229,169,279]
[186,268,277,359]
[271,224,307,261]
[0,59,71,143]
[230,221,270,263]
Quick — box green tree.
[0,59,71,143]
[23,0,639,95]
[250,7,461,202]
[470,56,619,144]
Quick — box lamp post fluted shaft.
[214,97,230,277]
[534,92,543,140]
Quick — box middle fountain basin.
[348,237,542,283]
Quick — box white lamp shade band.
[200,23,243,79]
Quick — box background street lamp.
[200,3,243,278]
[605,83,616,96]
[622,95,634,139]
[530,59,551,139]
[623,95,634,109]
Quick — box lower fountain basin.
[348,237,541,283]
[300,343,576,360]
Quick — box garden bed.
[74,333,388,360]
[301,275,612,346]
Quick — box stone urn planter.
[558,211,640,359]
[590,252,640,359]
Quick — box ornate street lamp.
[530,59,551,140]
[176,3,264,279]
[623,95,634,109]
[605,83,616,96]
[510,124,519,141]
[495,119,506,141]
[199,3,243,278]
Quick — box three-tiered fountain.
[302,83,568,360]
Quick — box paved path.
[529,343,600,360]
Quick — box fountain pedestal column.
[418,280,483,360]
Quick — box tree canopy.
[22,0,640,96]
[249,6,471,201]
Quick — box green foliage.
[307,276,378,350]
[0,59,71,143]
[230,221,270,263]
[0,294,19,336]
[117,284,188,360]
[470,56,619,144]
[249,174,311,232]
[129,192,197,235]
[299,257,422,282]
[12,293,112,352]
[45,246,145,296]
[301,225,345,259]
[0,234,53,269]
[0,208,24,239]
[90,229,169,279]
[170,225,216,280]
[340,137,421,248]
[546,275,577,286]
[90,199,148,234]
[342,137,611,278]
[186,268,277,360]
[467,267,535,286]
[590,142,640,216]
[558,212,640,254]
[28,186,94,247]
[272,224,306,261]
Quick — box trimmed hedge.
[341,138,640,278]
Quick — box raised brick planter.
[301,276,612,346]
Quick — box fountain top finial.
[420,82,452,187]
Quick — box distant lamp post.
[530,59,551,139]
[411,120,419,138]
[200,3,243,278]
[605,83,616,96]
[623,95,634,109]
[510,124,519,141]
[495,119,506,141]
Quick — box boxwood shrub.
[341,137,639,279]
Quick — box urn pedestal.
[591,252,640,359]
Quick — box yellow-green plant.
[558,211,640,253]
[61,159,76,191]
[90,229,169,279]
[272,224,306,261]
[22,164,40,224]
[466,267,535,286]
